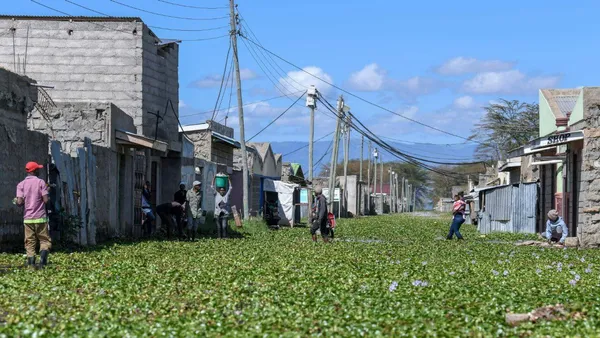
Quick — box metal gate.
[133,151,146,227]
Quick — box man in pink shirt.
[15,161,51,267]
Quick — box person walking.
[447,195,466,240]
[186,181,203,241]
[141,181,155,236]
[155,201,184,239]
[212,176,232,239]
[310,186,330,243]
[15,162,51,267]
[174,182,187,238]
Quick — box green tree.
[469,99,539,161]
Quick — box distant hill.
[270,140,478,174]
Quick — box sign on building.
[322,188,340,202]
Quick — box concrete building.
[0,67,48,249]
[232,142,282,216]
[509,87,600,247]
[0,16,182,215]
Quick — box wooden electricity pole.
[229,0,249,219]
[328,96,344,210]
[367,141,371,214]
[307,86,317,223]
[342,115,351,217]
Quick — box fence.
[478,182,538,234]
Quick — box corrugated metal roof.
[0,15,142,22]
[554,95,578,115]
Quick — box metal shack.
[477,182,538,234]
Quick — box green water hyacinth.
[0,214,598,336]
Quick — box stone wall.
[29,102,135,154]
[0,18,179,144]
[0,67,36,129]
[578,88,600,247]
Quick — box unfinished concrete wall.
[0,67,36,129]
[0,19,143,123]
[578,88,600,247]
[0,18,179,145]
[212,141,234,168]
[29,102,136,154]
[142,28,179,143]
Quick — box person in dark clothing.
[141,181,155,236]
[310,186,330,243]
[156,201,184,239]
[173,182,187,238]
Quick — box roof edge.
[0,15,143,22]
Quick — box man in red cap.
[15,161,51,268]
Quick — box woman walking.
[447,195,466,240]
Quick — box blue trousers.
[447,214,465,240]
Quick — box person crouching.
[541,209,568,246]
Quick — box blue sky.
[13,0,600,146]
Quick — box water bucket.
[215,174,228,189]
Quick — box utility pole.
[379,154,383,214]
[343,115,351,217]
[395,174,399,213]
[306,85,318,224]
[328,96,344,210]
[413,187,417,212]
[367,142,372,215]
[388,166,394,214]
[229,0,249,219]
[359,135,363,215]
[373,148,378,214]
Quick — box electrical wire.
[247,91,306,142]
[238,15,305,96]
[215,53,234,121]
[149,25,229,32]
[110,0,229,21]
[211,41,232,121]
[282,131,335,156]
[179,90,305,118]
[157,0,228,10]
[316,97,471,179]
[240,35,486,146]
[314,140,334,171]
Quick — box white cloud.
[462,70,561,94]
[240,68,258,81]
[178,100,186,108]
[278,66,334,96]
[191,68,258,88]
[347,63,386,91]
[453,96,476,109]
[436,57,515,75]
[388,76,448,101]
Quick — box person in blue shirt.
[541,209,568,246]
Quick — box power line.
[179,90,304,118]
[247,91,306,142]
[149,25,229,32]
[65,0,229,32]
[110,0,229,21]
[316,97,471,179]
[238,15,305,96]
[211,40,233,121]
[157,0,228,10]
[282,131,335,156]
[215,52,234,121]
[314,140,334,171]
[241,35,485,145]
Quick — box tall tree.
[469,99,539,161]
